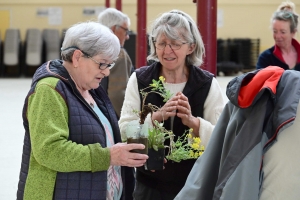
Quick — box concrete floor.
[0,76,234,199]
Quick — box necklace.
[83,92,95,108]
[87,92,95,108]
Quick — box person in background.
[257,1,300,70]
[98,8,134,119]
[16,21,148,200]
[119,10,225,200]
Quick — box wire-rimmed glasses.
[116,25,130,36]
[61,46,115,70]
[153,41,188,50]
[85,54,115,70]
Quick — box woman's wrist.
[152,110,163,122]
[190,116,200,136]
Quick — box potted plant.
[125,76,173,170]
[126,120,149,154]
[126,76,205,170]
[145,119,173,170]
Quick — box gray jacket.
[175,67,300,200]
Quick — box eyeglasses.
[154,41,188,50]
[82,51,115,70]
[85,55,115,70]
[60,46,115,70]
[116,25,130,36]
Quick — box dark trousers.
[133,181,176,200]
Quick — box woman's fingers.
[162,98,178,118]
[175,93,195,127]
[110,143,148,167]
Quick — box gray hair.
[98,8,130,29]
[147,10,205,67]
[272,1,299,33]
[61,21,120,62]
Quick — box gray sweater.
[106,48,133,118]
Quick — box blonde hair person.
[257,1,300,70]
[119,10,225,200]
[16,21,148,200]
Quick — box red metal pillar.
[105,0,110,8]
[136,0,147,68]
[196,0,217,75]
[116,0,122,11]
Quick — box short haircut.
[61,21,120,62]
[98,8,131,28]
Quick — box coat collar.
[273,38,300,63]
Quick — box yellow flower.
[200,146,205,151]
[159,76,165,82]
[191,143,200,150]
[166,128,206,163]
[194,137,201,144]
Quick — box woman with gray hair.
[119,10,225,199]
[17,21,148,200]
[257,1,300,70]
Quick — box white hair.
[98,8,130,28]
[147,10,205,67]
[61,21,120,62]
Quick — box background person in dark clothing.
[257,1,300,70]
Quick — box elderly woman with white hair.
[16,21,148,200]
[119,10,225,200]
